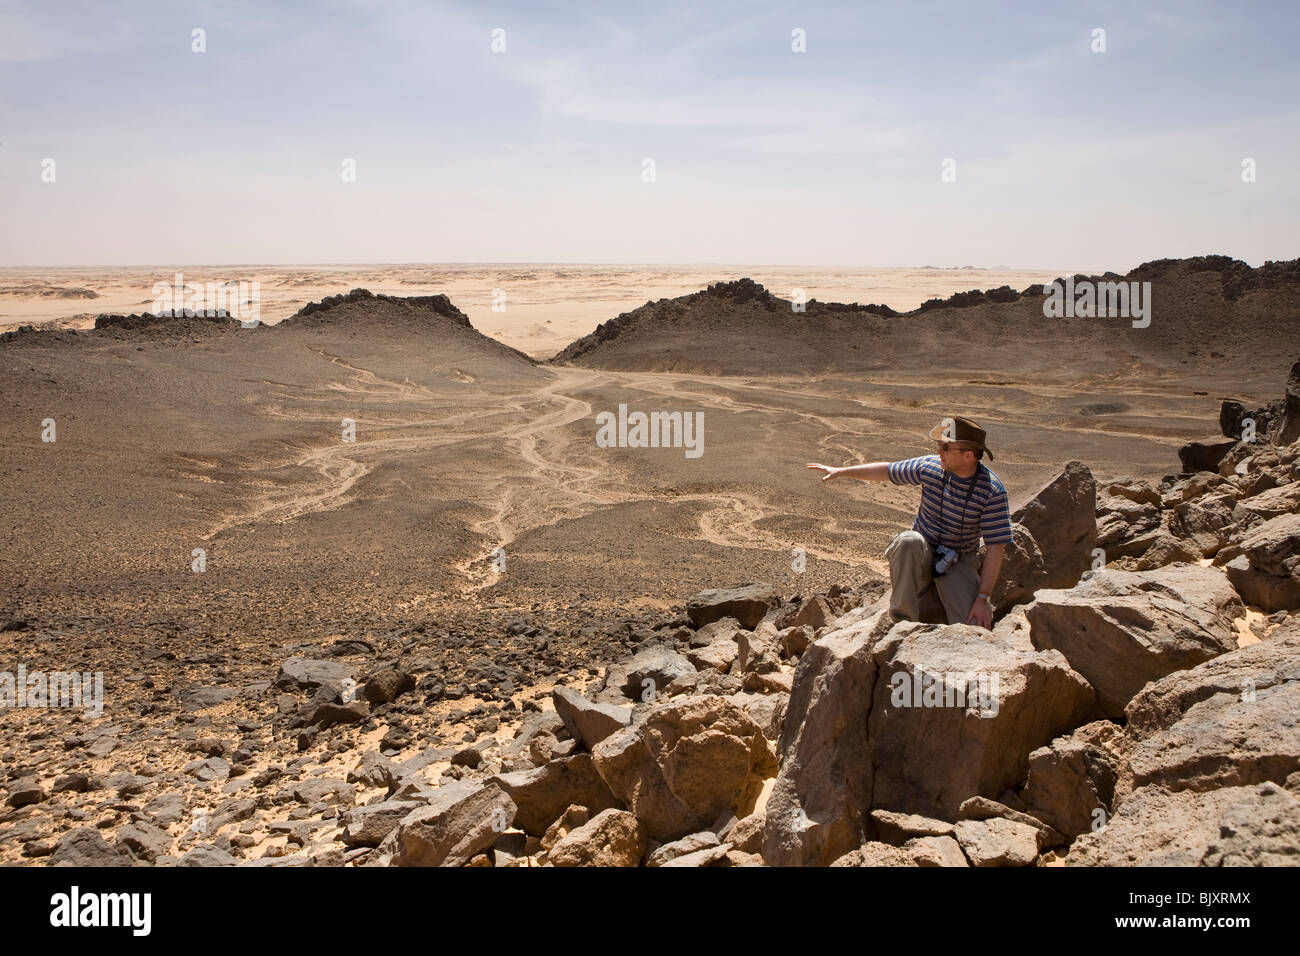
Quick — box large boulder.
[620,646,698,700]
[1095,494,1161,552]
[274,657,355,693]
[591,696,777,842]
[49,828,134,866]
[1167,493,1237,558]
[761,606,894,867]
[340,799,425,847]
[1233,482,1300,524]
[686,584,781,629]
[545,808,647,867]
[373,781,516,867]
[1120,621,1300,797]
[1216,513,1300,612]
[1066,781,1300,866]
[1178,437,1238,474]
[489,754,621,836]
[1018,721,1124,838]
[865,622,1095,819]
[990,461,1097,613]
[1022,565,1244,719]
[551,687,632,751]
[763,609,1094,866]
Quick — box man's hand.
[965,595,993,630]
[807,462,890,482]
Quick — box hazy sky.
[1,0,1296,269]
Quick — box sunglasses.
[937,442,973,453]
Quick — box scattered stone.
[686,584,781,629]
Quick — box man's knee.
[889,531,928,558]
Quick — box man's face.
[937,441,976,472]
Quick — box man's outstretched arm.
[807,462,891,482]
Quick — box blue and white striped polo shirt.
[886,455,1014,553]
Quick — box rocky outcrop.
[1066,781,1300,866]
[1022,565,1244,719]
[1120,622,1300,797]
[1216,513,1300,612]
[762,607,1093,866]
[989,461,1097,614]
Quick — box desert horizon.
[0,263,1087,360]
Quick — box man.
[807,416,1013,629]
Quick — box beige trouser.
[885,530,982,625]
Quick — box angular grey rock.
[1132,531,1200,571]
[379,781,517,867]
[490,753,621,836]
[1105,478,1162,508]
[870,809,955,846]
[116,822,173,862]
[347,751,398,790]
[142,792,188,827]
[500,712,566,760]
[341,800,425,847]
[552,686,632,751]
[177,685,237,711]
[291,778,354,806]
[620,646,698,700]
[660,843,733,867]
[274,656,356,692]
[688,616,742,648]
[179,845,238,866]
[1167,493,1237,558]
[686,584,781,629]
[647,830,721,867]
[1024,565,1243,719]
[50,828,133,866]
[687,638,738,673]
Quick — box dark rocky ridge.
[552,256,1300,379]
